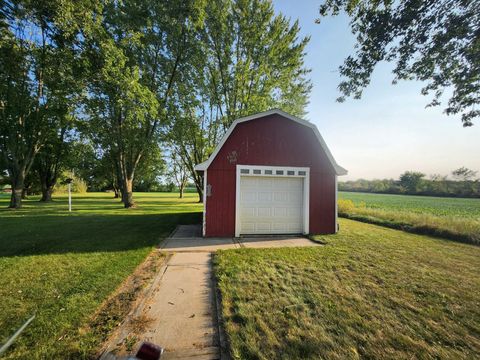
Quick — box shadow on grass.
[0,199,201,217]
[0,211,201,257]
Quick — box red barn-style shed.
[195,109,347,237]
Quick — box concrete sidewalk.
[101,251,221,360]
[139,252,219,359]
[102,225,321,359]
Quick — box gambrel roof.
[194,109,347,175]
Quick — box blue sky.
[272,0,480,181]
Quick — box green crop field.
[339,191,480,218]
[338,191,480,244]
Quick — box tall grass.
[338,199,480,245]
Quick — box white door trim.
[202,170,207,237]
[235,164,310,237]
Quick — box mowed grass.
[338,192,480,245]
[0,192,201,359]
[214,218,480,359]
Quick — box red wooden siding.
[205,114,336,237]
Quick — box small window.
[276,170,284,175]
[287,170,295,176]
[298,171,306,176]
[265,170,273,175]
[240,169,249,174]
[253,169,261,174]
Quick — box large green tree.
[317,0,480,126]
[168,0,312,201]
[0,0,96,208]
[86,0,205,208]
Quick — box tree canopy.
[317,0,480,126]
[167,0,312,201]
[0,0,98,208]
[0,0,312,207]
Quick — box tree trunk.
[192,171,203,203]
[195,182,203,203]
[21,187,28,200]
[115,163,124,202]
[40,186,53,202]
[113,185,120,199]
[122,178,135,208]
[9,174,24,209]
[39,170,57,202]
[179,183,184,198]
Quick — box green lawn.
[0,192,201,359]
[214,218,480,359]
[338,192,480,244]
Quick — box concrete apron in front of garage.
[162,224,321,252]
[102,225,320,360]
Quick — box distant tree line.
[0,0,311,208]
[339,168,480,198]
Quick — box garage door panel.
[290,191,302,202]
[241,177,257,188]
[288,223,303,232]
[273,207,287,217]
[240,175,304,235]
[242,222,255,233]
[258,207,271,217]
[258,178,273,187]
[273,191,288,202]
[288,207,302,217]
[241,191,256,202]
[273,178,290,189]
[241,207,255,217]
[272,223,287,232]
[288,178,303,187]
[258,192,272,201]
[256,222,272,232]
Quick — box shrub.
[338,199,355,214]
[54,171,88,194]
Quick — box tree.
[133,144,166,192]
[34,116,77,202]
[169,152,189,198]
[62,141,102,192]
[399,171,425,193]
[167,110,215,202]
[168,0,312,201]
[317,0,480,126]
[452,167,478,181]
[202,0,311,126]
[86,0,205,208]
[0,0,96,208]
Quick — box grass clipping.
[338,199,480,245]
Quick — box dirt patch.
[78,250,168,358]
[127,314,155,334]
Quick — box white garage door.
[239,176,304,235]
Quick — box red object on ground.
[136,342,163,360]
